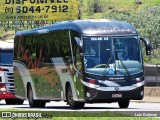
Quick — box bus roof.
[0,40,13,50]
[15,19,138,36]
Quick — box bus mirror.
[80,53,84,57]
[140,37,151,55]
[75,37,83,52]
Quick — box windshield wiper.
[116,55,131,81]
[100,56,112,80]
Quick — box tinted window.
[0,51,13,65]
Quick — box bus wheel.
[5,99,13,105]
[28,85,46,108]
[28,85,37,108]
[37,101,46,108]
[5,99,24,105]
[118,99,130,108]
[67,85,85,109]
[16,99,24,105]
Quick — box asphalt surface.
[0,100,160,117]
[0,100,160,111]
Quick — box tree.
[87,0,107,15]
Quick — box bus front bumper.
[0,92,16,99]
[85,85,144,103]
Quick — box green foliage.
[87,0,108,16]
[79,0,160,18]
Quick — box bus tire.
[5,99,24,105]
[5,99,13,105]
[67,85,85,109]
[118,99,130,108]
[37,101,46,108]
[28,85,46,108]
[16,99,24,105]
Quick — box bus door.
[71,35,85,100]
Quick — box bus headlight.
[86,92,91,97]
[136,78,141,83]
[0,87,6,92]
[0,83,6,92]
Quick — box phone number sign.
[0,0,78,21]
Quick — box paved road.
[0,100,160,111]
[0,100,160,117]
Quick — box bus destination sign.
[0,0,78,21]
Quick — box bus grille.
[6,72,15,94]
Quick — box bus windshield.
[0,51,13,65]
[83,36,142,76]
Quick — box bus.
[14,19,151,109]
[0,40,24,104]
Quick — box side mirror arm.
[75,37,83,52]
[140,37,151,55]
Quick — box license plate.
[112,94,122,98]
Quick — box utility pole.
[15,0,22,33]
[15,6,18,34]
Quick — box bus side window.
[60,30,72,65]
